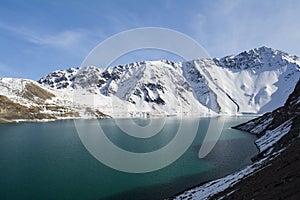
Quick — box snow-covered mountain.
[38,46,300,117]
[0,78,109,122]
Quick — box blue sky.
[1,0,300,80]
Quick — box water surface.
[0,117,257,200]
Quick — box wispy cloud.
[27,30,87,48]
[0,22,100,51]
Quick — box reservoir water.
[0,117,257,200]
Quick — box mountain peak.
[37,47,299,116]
[256,45,275,52]
[212,46,299,71]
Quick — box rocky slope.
[174,80,300,199]
[0,78,109,122]
[38,46,300,116]
[212,124,300,199]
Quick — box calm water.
[0,117,257,200]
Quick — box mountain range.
[0,46,299,122]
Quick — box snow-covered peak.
[38,67,79,89]
[213,46,299,71]
[38,47,300,115]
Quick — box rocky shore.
[174,80,300,199]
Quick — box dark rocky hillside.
[174,80,300,199]
[213,80,300,199]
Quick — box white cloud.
[0,22,101,51]
[27,30,86,48]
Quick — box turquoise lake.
[0,117,258,200]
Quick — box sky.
[1,0,300,80]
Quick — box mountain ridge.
[38,46,300,116]
[0,46,299,122]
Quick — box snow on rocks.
[255,118,293,152]
[38,47,300,117]
[174,119,294,200]
[0,78,110,121]
[174,79,300,200]
[174,161,260,200]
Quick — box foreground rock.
[212,128,300,199]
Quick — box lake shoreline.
[0,114,260,124]
[0,115,111,124]
[168,128,259,199]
